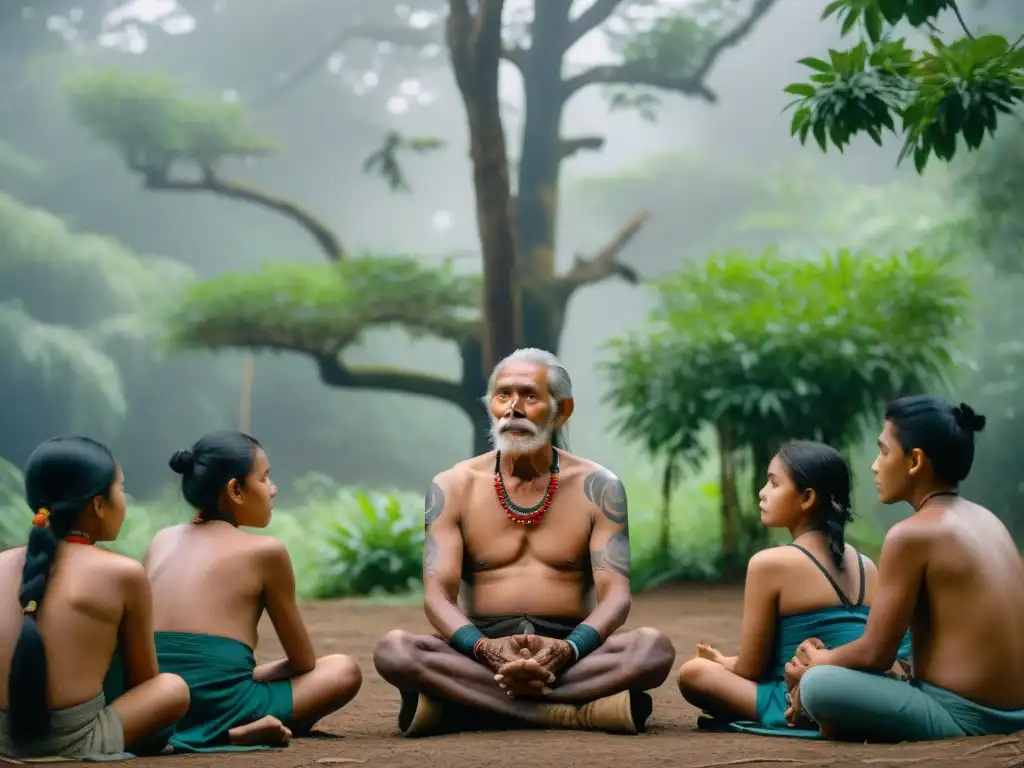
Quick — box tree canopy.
[62,1,781,454]
[166,256,479,354]
[605,247,969,458]
[0,191,192,421]
[785,0,1024,171]
[603,246,970,565]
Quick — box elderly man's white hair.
[483,347,573,405]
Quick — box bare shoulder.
[747,545,795,575]
[437,453,492,486]
[885,516,936,547]
[246,531,289,560]
[427,455,488,521]
[0,546,25,566]
[147,523,187,551]
[89,547,148,587]
[561,453,626,522]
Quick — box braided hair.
[776,441,854,571]
[12,437,117,744]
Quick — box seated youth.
[143,431,362,751]
[373,348,676,737]
[677,440,912,738]
[0,437,189,759]
[791,397,1024,742]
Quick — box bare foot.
[228,715,292,747]
[696,643,725,664]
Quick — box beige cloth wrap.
[0,692,125,759]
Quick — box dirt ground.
[114,586,1021,767]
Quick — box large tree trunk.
[515,4,572,357]
[515,3,571,283]
[446,0,521,373]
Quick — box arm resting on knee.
[422,473,476,650]
[576,469,632,658]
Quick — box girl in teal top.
[677,441,912,738]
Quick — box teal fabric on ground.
[154,631,293,753]
[726,606,914,739]
[800,665,1024,742]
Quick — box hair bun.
[168,450,195,474]
[954,402,987,433]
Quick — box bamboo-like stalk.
[238,353,254,433]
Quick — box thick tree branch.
[554,211,651,296]
[564,0,778,100]
[315,355,473,410]
[567,0,624,49]
[560,135,606,160]
[138,164,345,262]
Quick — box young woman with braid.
[143,431,361,751]
[0,437,189,759]
[676,440,912,738]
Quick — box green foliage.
[65,68,278,170]
[606,0,736,121]
[165,256,480,353]
[0,192,192,421]
[786,1,1024,171]
[0,302,126,420]
[315,487,425,598]
[603,247,971,462]
[0,459,28,549]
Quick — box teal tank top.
[727,544,912,739]
[765,544,912,682]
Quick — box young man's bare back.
[792,396,1024,742]
[894,499,1024,709]
[0,437,188,759]
[144,432,362,751]
[374,349,675,737]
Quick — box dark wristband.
[564,624,602,661]
[450,624,486,657]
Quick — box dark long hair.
[776,440,854,570]
[11,437,117,744]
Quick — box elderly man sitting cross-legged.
[372,348,676,737]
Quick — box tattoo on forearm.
[592,532,630,577]
[424,533,439,577]
[424,482,444,530]
[583,469,628,525]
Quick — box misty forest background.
[2,0,1023,600]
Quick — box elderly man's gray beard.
[489,412,556,456]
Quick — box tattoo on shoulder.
[583,469,628,525]
[424,481,445,530]
[592,532,630,577]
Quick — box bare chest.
[460,480,593,573]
